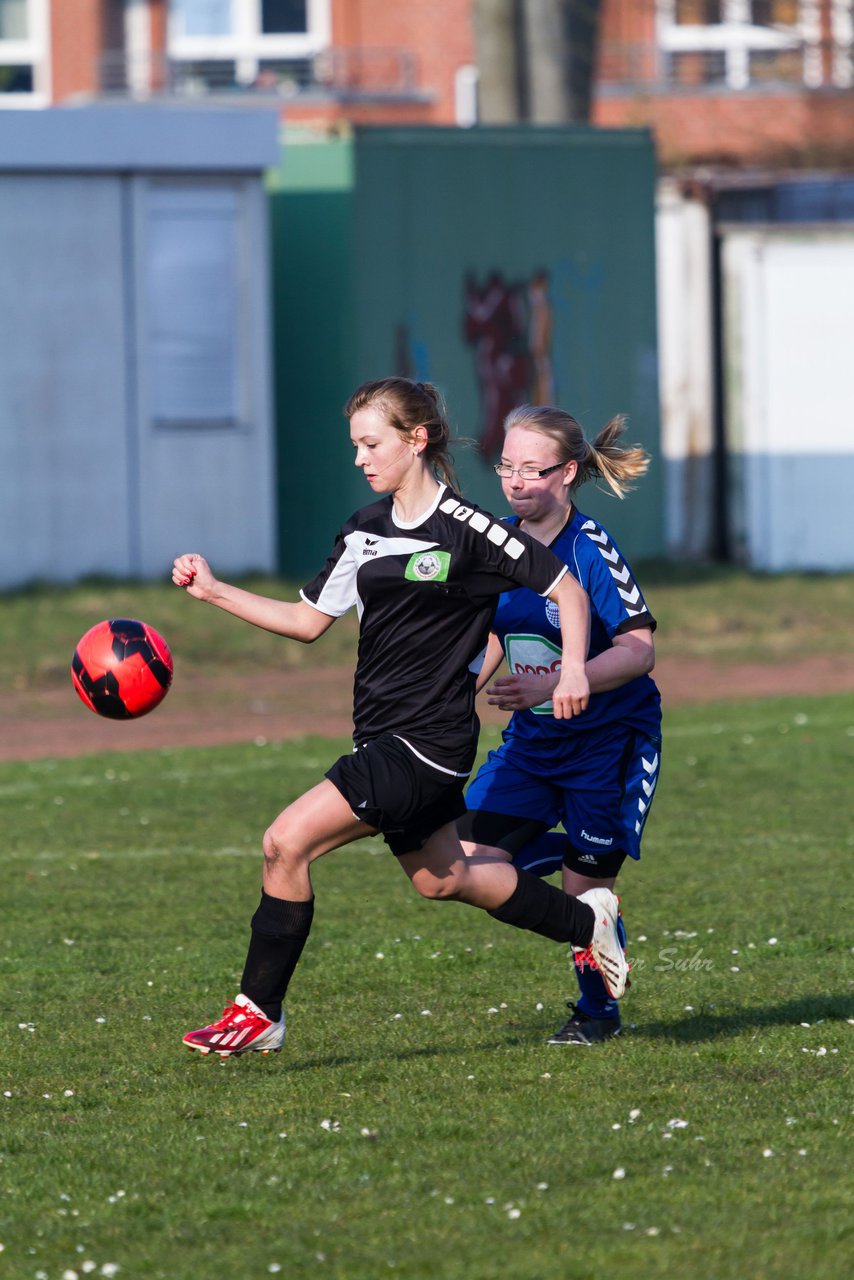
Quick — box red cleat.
[183,994,285,1057]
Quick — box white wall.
[722,226,854,571]
[655,180,716,559]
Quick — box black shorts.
[326,734,468,857]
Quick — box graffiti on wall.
[463,270,555,457]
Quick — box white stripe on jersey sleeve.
[301,531,442,619]
[540,564,568,598]
[299,548,359,617]
[300,568,353,616]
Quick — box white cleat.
[574,888,629,999]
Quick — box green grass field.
[1,689,851,1279]
[4,565,854,692]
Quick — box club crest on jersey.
[545,600,561,629]
[405,550,451,583]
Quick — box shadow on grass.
[637,993,854,1042]
[178,997,850,1071]
[284,1033,534,1073]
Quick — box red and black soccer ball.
[71,619,173,720]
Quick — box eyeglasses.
[493,461,565,480]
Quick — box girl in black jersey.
[173,377,628,1058]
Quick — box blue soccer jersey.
[492,508,662,746]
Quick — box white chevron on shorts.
[635,752,660,834]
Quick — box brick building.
[4,2,853,165]
[596,0,854,168]
[0,1,477,126]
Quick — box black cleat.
[547,1002,622,1045]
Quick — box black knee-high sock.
[240,891,314,1021]
[487,869,594,946]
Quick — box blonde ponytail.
[584,415,650,498]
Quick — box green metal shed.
[269,125,662,579]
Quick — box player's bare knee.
[410,866,465,901]
[262,822,303,875]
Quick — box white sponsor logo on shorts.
[580,829,614,847]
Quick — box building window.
[145,184,242,429]
[171,2,231,37]
[169,0,328,93]
[261,1,308,34]
[0,0,47,105]
[0,0,27,39]
[657,0,845,88]
[674,1,724,22]
[831,0,854,86]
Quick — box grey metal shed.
[0,104,280,587]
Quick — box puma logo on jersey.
[439,497,526,560]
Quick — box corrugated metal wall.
[269,126,663,580]
[0,108,279,589]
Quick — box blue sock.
[575,913,626,1021]
[512,835,627,1021]
[510,831,566,878]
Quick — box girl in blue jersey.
[458,404,661,1045]
[171,379,629,1059]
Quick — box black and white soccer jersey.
[300,486,568,773]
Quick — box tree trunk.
[472,0,523,123]
[473,0,603,125]
[522,0,573,123]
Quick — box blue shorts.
[461,724,661,863]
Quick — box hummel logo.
[580,828,613,846]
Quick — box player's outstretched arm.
[171,553,335,643]
[548,572,590,720]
